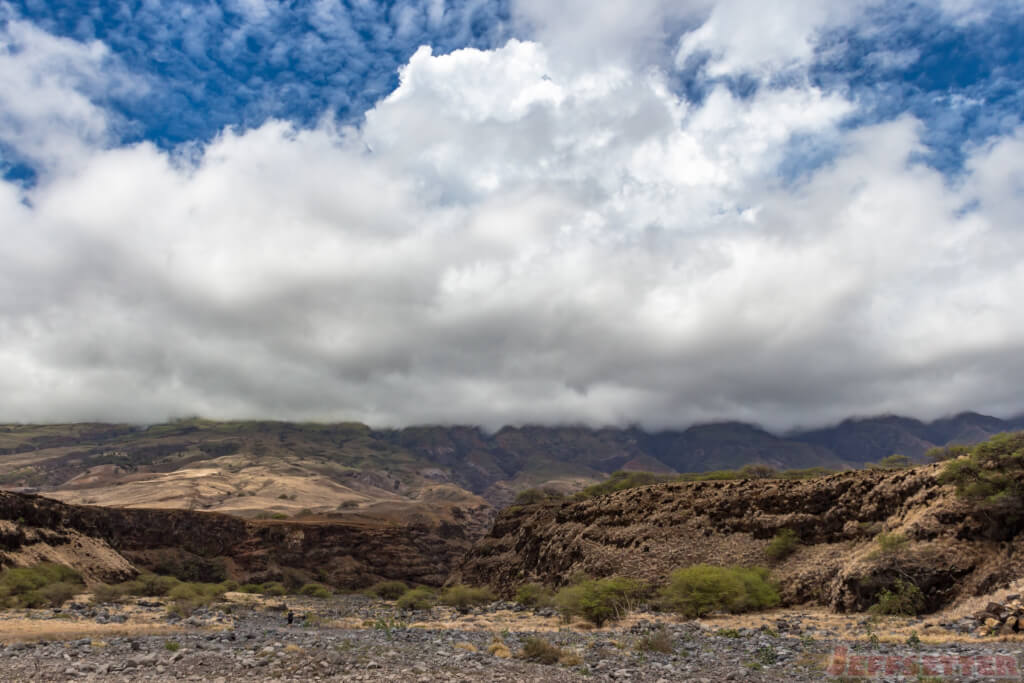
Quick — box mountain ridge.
[1,411,1021,513]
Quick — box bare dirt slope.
[455,464,1024,613]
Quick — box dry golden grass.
[0,618,185,643]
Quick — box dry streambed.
[1,595,1023,681]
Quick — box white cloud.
[0,18,123,170]
[676,0,846,77]
[1,6,1023,429]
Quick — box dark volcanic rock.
[0,490,470,588]
[454,465,1024,612]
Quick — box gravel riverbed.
[1,596,1022,681]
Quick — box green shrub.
[577,471,672,499]
[872,532,909,557]
[739,464,778,479]
[164,640,180,652]
[869,579,924,616]
[439,584,494,612]
[659,565,779,618]
[636,627,674,654]
[0,563,83,608]
[239,583,262,594]
[271,513,288,520]
[939,432,1024,517]
[514,582,553,608]
[519,637,566,664]
[20,582,79,608]
[764,529,800,561]
[675,466,839,482]
[514,488,564,505]
[553,575,645,626]
[165,581,228,617]
[261,582,287,596]
[395,587,435,610]
[868,454,913,470]
[91,583,127,604]
[122,574,181,597]
[754,644,778,665]
[367,580,408,600]
[777,467,840,480]
[926,444,970,462]
[299,583,332,599]
[89,573,183,604]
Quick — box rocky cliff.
[0,490,473,588]
[454,464,1024,613]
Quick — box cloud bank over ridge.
[1,1,1023,430]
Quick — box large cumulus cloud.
[1,2,1023,429]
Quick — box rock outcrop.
[972,596,1024,636]
[454,464,1024,613]
[1,490,474,588]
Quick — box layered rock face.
[455,465,1024,612]
[1,490,473,587]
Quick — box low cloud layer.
[1,1,1023,430]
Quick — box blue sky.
[1,1,1023,428]
[5,1,1021,174]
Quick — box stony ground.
[1,595,1023,681]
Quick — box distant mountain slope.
[0,412,1020,513]
[790,412,1019,465]
[636,422,845,472]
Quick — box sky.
[0,0,1023,430]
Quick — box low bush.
[764,529,800,561]
[577,472,672,499]
[869,579,924,616]
[134,573,181,596]
[439,584,494,612]
[519,637,571,665]
[636,627,674,654]
[659,565,779,618]
[90,572,183,604]
[395,587,435,610]
[871,532,909,557]
[514,582,553,608]
[0,563,83,609]
[867,454,913,470]
[514,488,565,505]
[738,464,778,479]
[299,583,332,599]
[261,582,287,596]
[553,576,646,626]
[20,582,80,608]
[675,466,839,483]
[939,432,1024,526]
[238,583,263,594]
[367,580,408,600]
[165,581,228,617]
[926,444,970,462]
[91,583,128,604]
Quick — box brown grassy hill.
[454,462,1024,613]
[1,415,1019,519]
